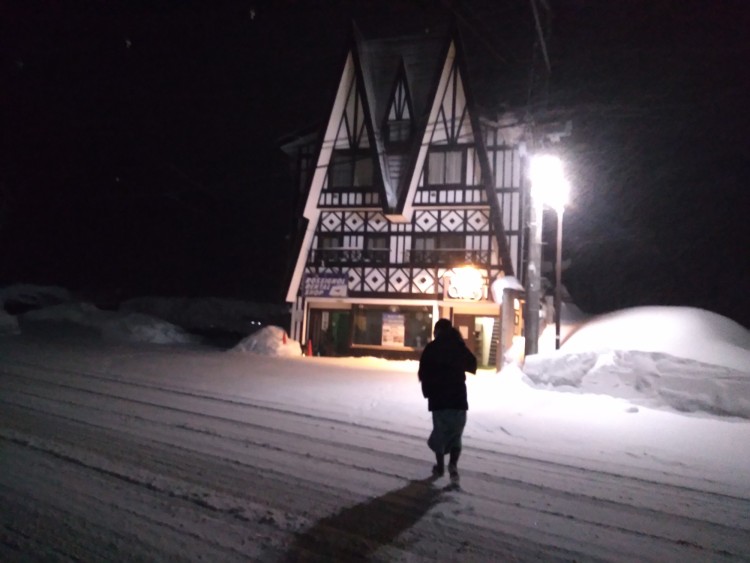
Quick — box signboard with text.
[303,274,349,297]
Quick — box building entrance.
[309,309,351,356]
[452,314,498,368]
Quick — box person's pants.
[427,409,467,455]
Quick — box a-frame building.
[284,28,527,364]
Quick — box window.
[438,233,464,251]
[365,235,389,264]
[316,234,343,264]
[438,233,465,266]
[410,236,436,263]
[319,235,342,250]
[329,151,373,189]
[386,120,411,144]
[410,234,465,265]
[352,306,433,349]
[427,150,463,185]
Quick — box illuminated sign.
[443,267,486,301]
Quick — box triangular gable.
[300,52,356,220]
[287,45,390,301]
[287,52,362,302]
[389,36,514,275]
[427,60,473,145]
[334,72,369,149]
[387,40,460,221]
[454,35,515,276]
[352,33,398,210]
[354,30,449,214]
[384,60,413,128]
[378,60,414,210]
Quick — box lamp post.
[529,154,569,351]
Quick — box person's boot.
[448,447,461,484]
[432,453,445,477]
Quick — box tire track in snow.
[3,360,749,525]
[2,356,749,561]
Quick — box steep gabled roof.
[355,31,447,133]
[353,27,450,214]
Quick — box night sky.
[2,1,749,327]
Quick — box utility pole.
[523,139,543,357]
[523,0,551,357]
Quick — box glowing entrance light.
[445,266,485,301]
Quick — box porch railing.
[309,248,489,267]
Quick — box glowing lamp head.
[529,154,570,213]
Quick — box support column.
[524,163,543,357]
[500,289,516,367]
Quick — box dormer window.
[384,61,413,147]
[385,119,412,144]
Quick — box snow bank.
[523,307,750,418]
[121,296,288,335]
[0,284,71,314]
[234,326,302,357]
[100,312,197,345]
[7,287,750,420]
[562,306,750,370]
[21,302,196,345]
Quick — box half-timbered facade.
[284,29,527,365]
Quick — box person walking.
[418,318,477,486]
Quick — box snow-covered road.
[1,333,749,562]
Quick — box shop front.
[301,267,523,366]
[305,299,436,361]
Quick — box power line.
[528,0,550,73]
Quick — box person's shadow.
[283,477,443,562]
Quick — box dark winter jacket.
[418,328,477,411]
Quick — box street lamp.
[529,154,569,350]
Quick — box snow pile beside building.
[21,302,196,345]
[562,306,749,370]
[21,302,101,325]
[234,326,302,357]
[522,307,750,418]
[100,312,197,345]
[1,284,289,342]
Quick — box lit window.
[352,306,432,348]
